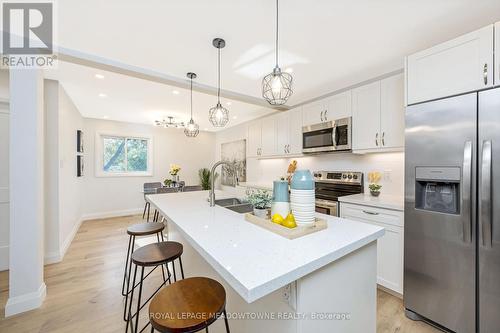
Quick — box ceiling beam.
[56,47,289,111]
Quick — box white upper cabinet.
[302,100,327,126]
[495,22,500,87]
[274,107,303,156]
[325,91,352,120]
[406,25,494,105]
[352,81,381,150]
[380,74,405,149]
[275,112,290,155]
[288,107,303,154]
[261,116,277,157]
[247,120,262,157]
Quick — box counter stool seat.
[132,241,183,267]
[127,222,165,236]
[149,277,230,333]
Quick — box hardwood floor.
[0,215,441,333]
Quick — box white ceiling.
[48,0,500,128]
[44,62,274,130]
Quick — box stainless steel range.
[313,171,364,217]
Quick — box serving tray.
[244,213,327,240]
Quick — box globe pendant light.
[262,0,293,105]
[209,38,229,127]
[184,72,200,137]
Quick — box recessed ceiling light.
[285,67,293,73]
[103,115,109,119]
[226,102,232,106]
[172,90,180,95]
[95,74,105,79]
[232,116,237,119]
[204,128,208,131]
[98,93,107,98]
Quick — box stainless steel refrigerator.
[405,87,500,332]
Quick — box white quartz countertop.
[339,193,404,211]
[147,190,384,303]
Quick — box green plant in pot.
[369,183,382,197]
[246,190,273,218]
[163,178,172,187]
[198,168,219,190]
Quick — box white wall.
[0,70,10,271]
[215,121,404,196]
[82,119,216,219]
[43,80,84,263]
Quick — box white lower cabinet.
[340,203,404,295]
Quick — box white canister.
[271,201,291,218]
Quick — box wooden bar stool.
[122,223,166,321]
[127,241,184,333]
[149,277,230,333]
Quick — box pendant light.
[262,0,293,105]
[209,38,229,127]
[184,72,200,137]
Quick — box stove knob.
[353,174,358,180]
[342,174,347,179]
[348,174,353,179]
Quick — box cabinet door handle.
[382,132,385,146]
[287,144,290,153]
[483,63,488,85]
[363,210,379,215]
[324,110,328,121]
[375,133,379,146]
[320,111,324,122]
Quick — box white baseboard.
[0,245,8,271]
[60,217,84,260]
[5,282,47,317]
[81,208,143,221]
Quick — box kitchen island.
[146,190,384,333]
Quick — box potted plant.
[368,171,382,197]
[247,190,273,218]
[198,168,219,190]
[163,178,172,187]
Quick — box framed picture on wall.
[77,155,84,177]
[77,130,84,153]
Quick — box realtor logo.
[1,1,55,67]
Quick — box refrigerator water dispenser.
[414,167,461,214]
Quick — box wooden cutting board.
[244,213,328,239]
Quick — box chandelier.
[155,116,185,128]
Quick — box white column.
[5,68,46,316]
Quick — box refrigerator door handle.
[480,140,493,247]
[462,141,473,243]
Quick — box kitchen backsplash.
[245,152,404,197]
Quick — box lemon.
[271,214,284,225]
[282,213,297,228]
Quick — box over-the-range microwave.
[302,117,352,153]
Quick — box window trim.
[95,132,153,177]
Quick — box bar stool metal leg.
[123,235,136,321]
[122,235,133,296]
[223,309,230,333]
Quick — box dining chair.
[143,182,162,221]
[152,187,180,222]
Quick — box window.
[96,133,153,176]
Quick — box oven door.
[315,199,338,216]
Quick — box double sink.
[214,198,253,213]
